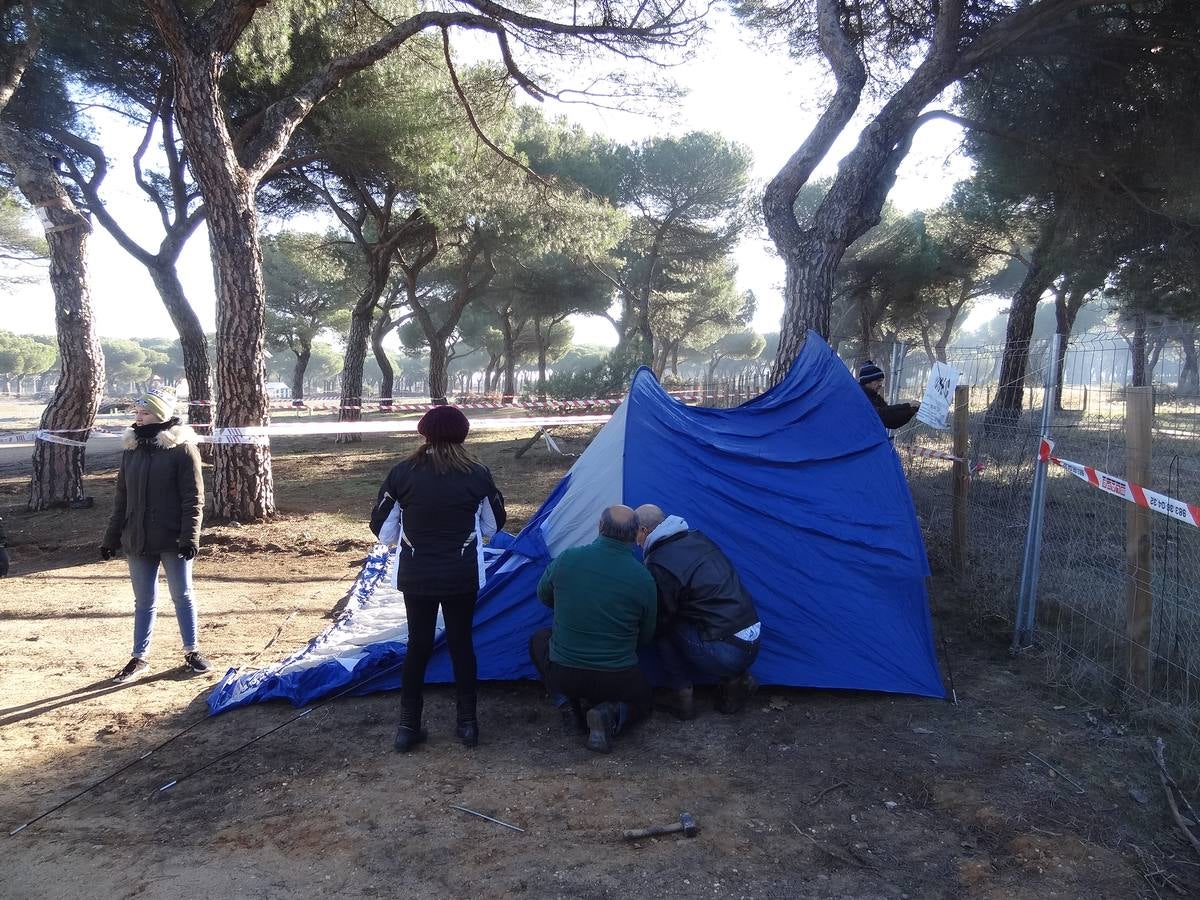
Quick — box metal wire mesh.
[844,331,1200,739]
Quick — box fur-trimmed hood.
[122,422,201,451]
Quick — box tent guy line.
[8,655,410,839]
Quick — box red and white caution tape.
[1039,438,1200,528]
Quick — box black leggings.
[401,591,478,705]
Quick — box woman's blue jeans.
[127,552,198,658]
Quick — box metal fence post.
[1125,386,1154,691]
[951,384,970,577]
[1012,334,1062,652]
[888,341,908,406]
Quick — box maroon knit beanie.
[417,405,470,444]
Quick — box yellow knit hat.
[137,386,177,422]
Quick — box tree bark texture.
[147,260,212,442]
[1179,331,1198,394]
[1147,334,1165,381]
[1052,286,1081,410]
[1130,312,1148,388]
[499,313,519,401]
[535,320,549,400]
[766,0,1085,382]
[337,301,376,442]
[371,311,395,409]
[0,124,104,509]
[427,340,449,404]
[168,59,273,520]
[291,344,311,401]
[985,217,1062,425]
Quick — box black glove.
[100,544,117,561]
[177,541,198,561]
[0,545,9,577]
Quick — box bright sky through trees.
[0,12,973,346]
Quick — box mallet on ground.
[622,812,698,840]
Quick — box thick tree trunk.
[985,218,1061,425]
[482,356,495,395]
[291,344,311,401]
[7,159,103,506]
[339,257,390,439]
[500,316,518,401]
[170,69,273,520]
[1179,331,1199,394]
[428,340,449,404]
[772,239,844,377]
[147,260,212,454]
[1147,335,1165,381]
[768,1,961,381]
[535,320,549,401]
[1130,312,1148,388]
[0,124,104,509]
[1052,288,1079,411]
[337,299,376,443]
[371,312,395,410]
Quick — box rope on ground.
[7,567,358,838]
[150,656,407,798]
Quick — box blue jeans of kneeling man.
[655,622,758,690]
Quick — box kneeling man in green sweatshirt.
[529,505,657,753]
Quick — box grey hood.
[643,514,689,552]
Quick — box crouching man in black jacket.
[634,504,760,720]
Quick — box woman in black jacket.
[370,405,506,751]
[100,387,210,683]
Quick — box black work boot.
[657,686,697,721]
[558,699,587,735]
[585,702,618,753]
[394,698,427,752]
[456,693,479,748]
[715,672,760,714]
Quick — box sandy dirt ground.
[1,401,1197,899]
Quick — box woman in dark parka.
[100,387,209,683]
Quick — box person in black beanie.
[858,360,920,429]
[370,405,506,752]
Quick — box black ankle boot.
[456,695,479,748]
[585,702,618,753]
[657,687,696,721]
[394,699,427,753]
[559,700,587,735]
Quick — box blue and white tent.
[207,333,944,715]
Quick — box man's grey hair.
[599,505,639,543]
[634,503,665,533]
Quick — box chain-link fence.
[840,331,1200,741]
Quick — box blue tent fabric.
[207,332,944,715]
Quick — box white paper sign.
[915,362,960,430]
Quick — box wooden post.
[1126,386,1154,692]
[951,385,970,577]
